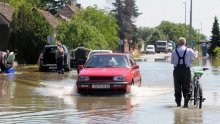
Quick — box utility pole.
[189,0,193,48]
[183,1,187,36]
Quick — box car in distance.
[38,45,70,71]
[87,50,113,60]
[76,53,142,95]
[146,45,155,54]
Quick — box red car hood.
[80,68,130,76]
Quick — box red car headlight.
[78,76,90,81]
[113,76,125,81]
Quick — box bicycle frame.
[189,68,208,108]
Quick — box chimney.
[76,4,81,9]
[67,0,73,6]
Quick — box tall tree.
[57,7,118,50]
[148,29,164,45]
[208,16,220,56]
[137,27,154,41]
[112,0,125,39]
[9,4,52,64]
[112,0,140,40]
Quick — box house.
[35,8,59,44]
[56,3,80,21]
[0,2,14,50]
[36,9,59,29]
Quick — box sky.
[77,0,220,38]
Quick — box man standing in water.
[171,37,197,108]
[56,42,64,74]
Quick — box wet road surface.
[0,57,220,124]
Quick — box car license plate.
[92,84,110,89]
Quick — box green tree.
[9,4,52,64]
[156,21,199,47]
[57,7,118,50]
[148,29,164,45]
[137,27,154,41]
[112,0,140,40]
[208,16,220,56]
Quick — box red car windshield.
[85,55,129,68]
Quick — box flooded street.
[0,57,220,124]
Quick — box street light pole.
[189,0,193,48]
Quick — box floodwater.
[0,57,220,124]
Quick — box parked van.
[146,45,155,54]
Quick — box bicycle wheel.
[194,84,203,108]
[188,82,195,108]
[198,84,203,108]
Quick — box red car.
[76,53,141,95]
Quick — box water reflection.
[0,74,16,98]
[174,108,203,124]
[0,56,219,123]
[75,96,133,123]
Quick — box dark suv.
[38,45,70,71]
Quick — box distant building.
[0,2,14,50]
[36,9,59,30]
[56,2,80,21]
[34,8,59,44]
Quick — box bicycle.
[188,67,209,109]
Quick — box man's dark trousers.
[173,66,191,106]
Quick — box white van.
[146,45,155,54]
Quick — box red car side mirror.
[133,65,139,69]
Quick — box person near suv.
[75,43,91,74]
[56,42,64,74]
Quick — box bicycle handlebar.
[192,67,209,76]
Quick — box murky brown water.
[0,57,219,123]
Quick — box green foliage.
[112,0,140,40]
[9,4,53,64]
[57,7,118,50]
[208,16,220,56]
[214,47,220,58]
[148,29,164,45]
[42,0,67,14]
[137,27,154,41]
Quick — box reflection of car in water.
[76,96,132,115]
[76,53,142,95]
[38,45,70,71]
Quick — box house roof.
[37,9,59,29]
[57,4,79,19]
[0,2,14,22]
